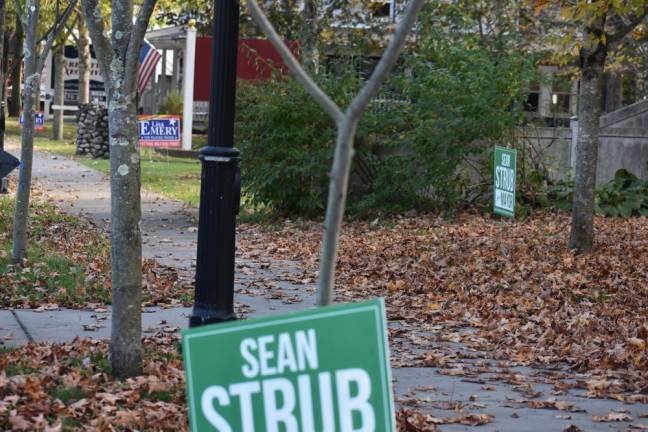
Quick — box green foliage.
[595,169,648,218]
[235,14,535,217]
[533,167,648,219]
[235,76,338,217]
[158,91,184,115]
[547,179,574,212]
[375,21,534,212]
[4,363,36,377]
[48,385,86,404]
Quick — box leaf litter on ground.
[241,210,648,398]
[0,179,193,309]
[3,178,648,429]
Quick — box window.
[525,81,540,112]
[551,77,571,115]
[370,2,391,18]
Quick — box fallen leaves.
[592,411,633,422]
[0,181,193,309]
[563,425,583,432]
[395,409,493,431]
[526,399,586,412]
[0,335,186,430]
[246,210,648,394]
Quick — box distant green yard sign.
[494,146,517,217]
[182,298,394,432]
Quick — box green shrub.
[537,166,648,218]
[234,10,535,217]
[158,91,183,115]
[235,77,337,216]
[596,168,648,217]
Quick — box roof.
[145,26,189,50]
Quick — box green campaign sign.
[494,146,517,218]
[182,298,394,432]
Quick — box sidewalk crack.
[10,310,34,343]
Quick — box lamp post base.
[189,303,237,327]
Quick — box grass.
[6,118,204,207]
[4,363,36,377]
[48,385,86,404]
[6,118,274,221]
[0,191,112,307]
[71,151,202,206]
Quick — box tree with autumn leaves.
[570,1,648,253]
[531,0,648,253]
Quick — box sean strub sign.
[493,145,517,218]
[138,115,181,148]
[182,298,395,431]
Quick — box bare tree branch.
[13,0,26,29]
[80,0,112,86]
[317,0,423,306]
[608,8,648,43]
[247,0,344,123]
[37,0,78,73]
[248,0,424,305]
[124,0,157,87]
[66,22,79,44]
[63,14,80,44]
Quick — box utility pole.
[189,0,241,327]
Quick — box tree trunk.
[317,118,358,305]
[52,42,64,140]
[300,0,319,73]
[81,0,156,380]
[107,92,143,378]
[103,0,146,380]
[247,0,423,304]
[12,0,40,264]
[569,21,607,254]
[77,15,90,104]
[9,15,22,117]
[33,45,41,111]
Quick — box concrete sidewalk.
[2,143,647,431]
[2,305,647,431]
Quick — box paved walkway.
[2,142,647,431]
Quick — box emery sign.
[182,299,395,431]
[493,146,517,218]
[138,115,181,148]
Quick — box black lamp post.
[189,0,241,327]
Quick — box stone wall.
[571,99,648,183]
[76,104,109,159]
[518,99,648,185]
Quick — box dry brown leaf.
[593,411,633,422]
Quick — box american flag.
[138,40,162,94]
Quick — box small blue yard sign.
[138,115,181,148]
[19,111,45,131]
